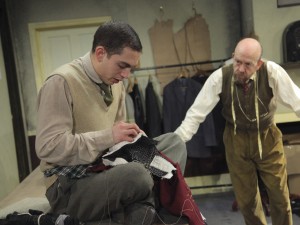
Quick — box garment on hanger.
[125,93,135,123]
[192,75,226,152]
[129,81,145,130]
[163,77,217,158]
[125,78,135,123]
[145,78,163,138]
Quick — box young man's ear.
[95,46,106,61]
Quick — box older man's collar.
[234,72,257,85]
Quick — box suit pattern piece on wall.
[148,15,213,91]
[173,14,213,72]
[163,77,217,158]
[148,19,180,68]
[148,19,181,90]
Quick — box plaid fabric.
[44,164,90,179]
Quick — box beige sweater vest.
[40,59,125,188]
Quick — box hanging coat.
[129,83,145,130]
[145,80,163,138]
[163,77,217,158]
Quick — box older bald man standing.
[175,38,300,225]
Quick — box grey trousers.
[46,132,187,222]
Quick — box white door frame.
[28,16,111,92]
[0,35,19,199]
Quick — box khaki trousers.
[223,123,292,225]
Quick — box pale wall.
[5,0,241,134]
[252,0,300,63]
[252,0,300,119]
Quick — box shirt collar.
[234,72,257,85]
[80,52,104,84]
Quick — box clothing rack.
[133,58,230,72]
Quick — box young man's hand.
[112,121,142,143]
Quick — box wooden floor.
[196,191,300,225]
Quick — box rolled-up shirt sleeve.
[35,75,115,166]
[267,61,300,117]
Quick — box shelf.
[281,61,300,69]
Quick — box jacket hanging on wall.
[163,77,218,158]
[145,78,163,138]
[129,81,145,130]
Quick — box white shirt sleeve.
[174,68,223,142]
[267,61,300,117]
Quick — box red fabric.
[90,149,206,225]
[159,155,206,225]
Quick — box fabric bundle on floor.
[0,209,80,225]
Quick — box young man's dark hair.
[92,20,142,56]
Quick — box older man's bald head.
[234,38,263,62]
[232,38,264,84]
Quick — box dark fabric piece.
[103,135,171,178]
[159,154,207,225]
[291,195,300,216]
[1,210,80,225]
[192,75,226,150]
[129,83,145,130]
[145,80,162,138]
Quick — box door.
[29,16,111,92]
[0,36,19,200]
